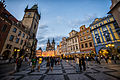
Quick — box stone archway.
[2,50,11,60]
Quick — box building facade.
[61,37,67,55]
[67,30,80,54]
[78,25,95,54]
[108,0,120,27]
[0,1,12,59]
[0,2,40,59]
[90,15,120,55]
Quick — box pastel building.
[90,15,120,55]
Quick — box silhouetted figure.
[50,57,54,71]
[81,56,86,71]
[46,57,50,70]
[16,57,22,72]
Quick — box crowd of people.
[74,54,119,73]
[14,54,119,73]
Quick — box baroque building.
[90,15,120,55]
[46,39,55,51]
[67,30,80,54]
[78,25,95,54]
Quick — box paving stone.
[21,75,41,80]
[85,68,98,73]
[87,73,118,80]
[68,74,90,80]
[1,75,21,80]
[30,70,46,75]
[64,66,74,70]
[93,67,115,72]
[65,70,76,74]
[14,71,30,75]
[105,71,120,79]
[53,66,62,70]
[47,70,63,74]
[44,75,64,80]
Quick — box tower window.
[34,24,36,29]
[13,28,17,33]
[16,38,19,43]
[18,31,21,36]
[28,12,31,17]
[20,40,23,45]
[9,35,14,41]
[1,24,7,32]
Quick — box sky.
[5,0,111,51]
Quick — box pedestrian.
[104,56,108,64]
[38,57,42,72]
[81,55,86,71]
[55,57,57,65]
[79,56,82,71]
[46,57,50,70]
[16,57,22,72]
[75,55,80,72]
[31,56,37,72]
[95,56,100,64]
[50,56,54,71]
[113,55,117,64]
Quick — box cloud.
[67,14,97,29]
[39,24,48,29]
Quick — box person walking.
[81,55,86,71]
[50,56,54,71]
[75,55,80,72]
[16,57,22,72]
[104,56,108,64]
[79,56,82,71]
[113,55,117,64]
[31,56,37,72]
[38,57,42,72]
[46,57,50,70]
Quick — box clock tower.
[22,4,41,37]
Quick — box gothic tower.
[52,38,55,50]
[22,4,41,37]
[46,39,51,51]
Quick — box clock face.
[28,12,31,16]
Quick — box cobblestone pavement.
[1,60,120,80]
